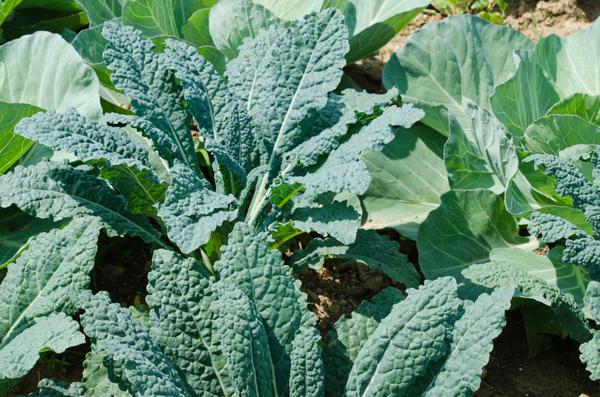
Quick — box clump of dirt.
[478,311,600,397]
[505,0,599,39]
[298,261,402,334]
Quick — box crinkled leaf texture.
[0,161,162,245]
[336,277,512,397]
[0,218,99,381]
[216,222,318,395]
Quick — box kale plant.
[0,8,426,395]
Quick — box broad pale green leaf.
[208,0,278,59]
[182,8,213,47]
[490,247,589,304]
[463,261,592,343]
[422,288,513,396]
[535,18,600,98]
[0,31,101,118]
[0,161,162,245]
[343,0,430,63]
[383,14,532,135]
[362,124,448,240]
[343,277,461,397]
[417,190,530,280]
[0,313,84,380]
[226,9,348,164]
[289,325,324,397]
[445,101,518,194]
[523,115,600,155]
[0,218,99,342]
[490,50,560,141]
[80,292,193,396]
[122,0,206,38]
[0,102,39,175]
[76,0,123,25]
[146,249,229,396]
[216,222,313,395]
[323,288,404,397]
[547,94,600,126]
[158,161,237,253]
[254,0,321,20]
[211,283,275,397]
[291,229,420,287]
[102,22,200,173]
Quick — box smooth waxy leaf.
[0,218,100,340]
[343,277,461,397]
[211,283,274,397]
[254,0,321,20]
[383,14,532,135]
[0,0,24,26]
[208,0,278,59]
[158,161,237,253]
[80,292,193,396]
[76,0,123,25]
[445,101,518,193]
[226,9,348,164]
[490,50,560,141]
[0,313,85,380]
[0,31,101,118]
[417,190,530,280]
[547,94,600,125]
[122,0,207,38]
[216,222,313,395]
[146,249,229,396]
[0,161,162,245]
[102,22,200,173]
[523,115,600,155]
[422,288,513,396]
[362,124,448,240]
[342,0,430,63]
[535,18,600,98]
[0,102,40,175]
